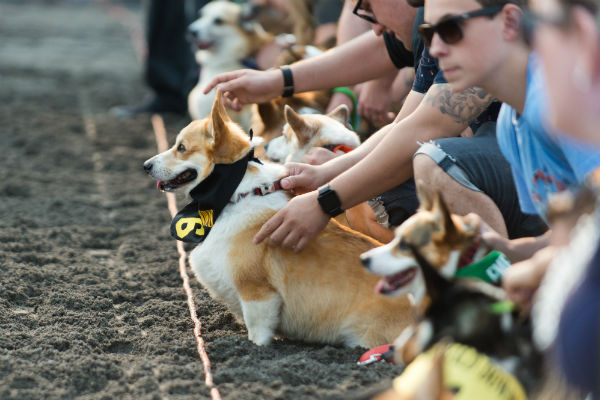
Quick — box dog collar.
[321,144,355,154]
[455,250,511,284]
[231,179,286,203]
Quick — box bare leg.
[413,154,508,237]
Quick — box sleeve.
[411,47,439,94]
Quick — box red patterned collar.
[232,179,286,203]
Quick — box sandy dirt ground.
[0,1,404,398]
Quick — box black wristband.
[280,66,294,97]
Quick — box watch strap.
[280,66,294,98]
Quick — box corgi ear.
[416,180,433,211]
[409,348,447,400]
[432,190,457,237]
[326,104,349,125]
[210,89,249,163]
[211,88,231,134]
[284,105,314,146]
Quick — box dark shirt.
[383,32,414,69]
[556,240,600,397]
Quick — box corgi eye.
[214,17,224,25]
[177,144,186,153]
[398,239,409,251]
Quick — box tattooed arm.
[251,83,497,251]
[323,83,494,210]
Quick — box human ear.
[501,4,524,42]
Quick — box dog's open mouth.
[195,40,213,50]
[157,169,198,192]
[375,267,418,295]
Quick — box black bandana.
[170,138,261,243]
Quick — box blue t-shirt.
[496,54,600,220]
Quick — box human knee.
[413,153,447,185]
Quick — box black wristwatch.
[317,185,343,217]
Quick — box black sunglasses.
[520,9,570,46]
[418,5,504,48]
[353,0,378,24]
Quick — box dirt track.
[0,1,403,398]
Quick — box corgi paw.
[248,328,274,346]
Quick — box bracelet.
[331,86,360,131]
[280,66,294,97]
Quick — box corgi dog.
[360,184,496,306]
[143,90,414,348]
[187,0,271,129]
[252,91,332,157]
[265,104,360,163]
[264,105,396,244]
[355,246,541,400]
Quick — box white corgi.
[144,90,414,348]
[187,0,270,130]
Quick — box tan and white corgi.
[143,90,414,348]
[361,184,492,306]
[187,0,271,129]
[265,104,360,163]
[264,105,397,245]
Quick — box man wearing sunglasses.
[421,0,600,304]
[205,0,544,252]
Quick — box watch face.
[318,187,342,216]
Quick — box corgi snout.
[143,160,153,174]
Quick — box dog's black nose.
[187,27,198,40]
[361,256,371,269]
[143,162,152,173]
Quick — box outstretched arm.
[254,84,494,251]
[203,31,397,110]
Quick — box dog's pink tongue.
[157,181,163,191]
[374,279,387,294]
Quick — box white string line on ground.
[98,1,222,396]
[151,115,222,400]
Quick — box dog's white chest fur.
[188,163,287,319]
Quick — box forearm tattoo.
[423,84,494,125]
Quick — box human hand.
[253,190,330,252]
[203,69,283,111]
[473,214,511,255]
[300,147,339,165]
[279,162,326,192]
[358,79,396,126]
[501,246,555,313]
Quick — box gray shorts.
[414,122,547,238]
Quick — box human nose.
[427,32,446,58]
